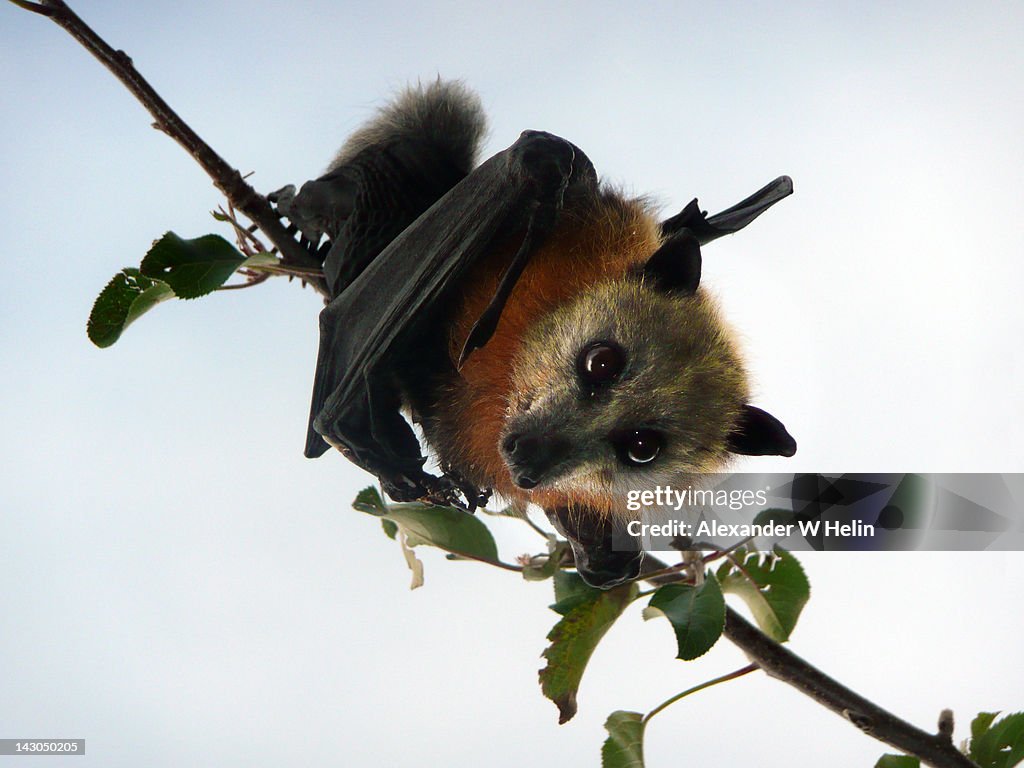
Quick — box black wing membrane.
[318,144,471,298]
[305,131,591,500]
[661,175,793,244]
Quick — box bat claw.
[417,471,489,513]
[381,470,481,512]
[420,474,470,511]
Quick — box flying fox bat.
[272,80,796,587]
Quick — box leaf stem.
[643,663,758,725]
[216,273,271,291]
[445,550,524,572]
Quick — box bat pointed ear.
[641,231,701,294]
[727,405,797,457]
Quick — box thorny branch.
[14,0,329,298]
[9,2,983,766]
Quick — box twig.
[640,555,978,768]
[9,0,50,12]
[722,609,976,768]
[216,204,269,256]
[13,0,329,298]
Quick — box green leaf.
[353,496,498,563]
[353,486,386,515]
[522,559,556,581]
[969,711,1024,768]
[540,577,637,724]
[522,539,569,582]
[241,252,280,269]
[140,232,245,299]
[973,713,1001,743]
[646,574,726,660]
[601,711,645,768]
[752,507,796,527]
[551,571,600,614]
[875,755,919,768]
[716,546,810,642]
[87,267,175,348]
[380,519,399,540]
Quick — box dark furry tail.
[329,79,486,177]
[276,80,488,298]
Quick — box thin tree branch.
[9,0,53,14]
[640,556,977,768]
[13,0,328,298]
[722,608,975,768]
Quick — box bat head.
[499,241,794,513]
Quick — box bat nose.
[501,432,571,489]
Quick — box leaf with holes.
[968,711,1024,768]
[540,573,637,723]
[140,232,245,299]
[716,546,810,642]
[87,268,175,348]
[602,710,646,768]
[973,713,1002,743]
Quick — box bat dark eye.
[577,342,625,386]
[615,429,663,466]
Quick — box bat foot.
[438,466,491,513]
[381,475,428,504]
[381,470,482,513]
[420,473,474,512]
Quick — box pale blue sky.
[1,2,1022,766]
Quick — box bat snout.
[500,431,571,490]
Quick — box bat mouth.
[546,505,644,589]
